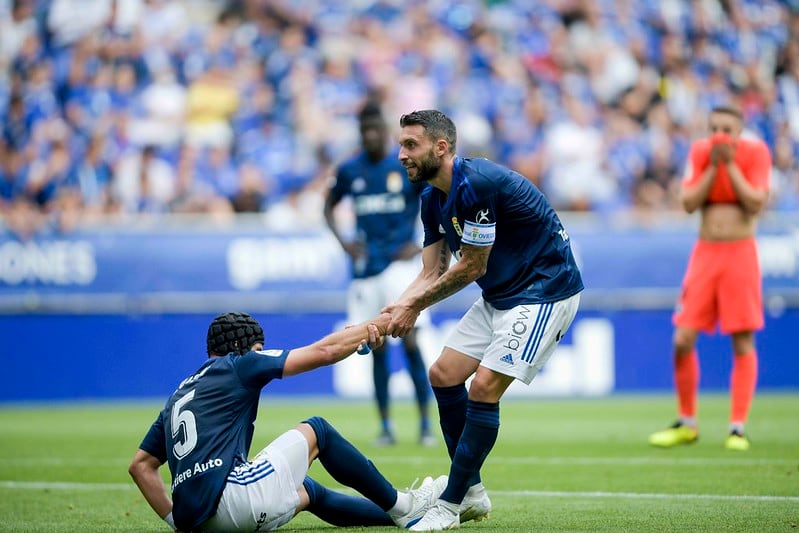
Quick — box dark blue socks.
[303,416,397,511]
[440,400,499,505]
[302,477,393,526]
[433,384,469,459]
[404,344,431,409]
[372,346,390,421]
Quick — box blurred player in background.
[649,106,771,451]
[129,312,446,532]
[385,110,584,530]
[324,100,434,447]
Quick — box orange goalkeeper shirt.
[682,137,771,202]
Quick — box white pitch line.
[0,481,133,491]
[1,456,796,467]
[1,481,796,502]
[493,490,799,503]
[373,456,798,467]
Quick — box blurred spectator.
[543,93,617,211]
[112,144,176,213]
[68,132,113,213]
[0,0,36,71]
[0,0,797,234]
[184,63,239,148]
[129,63,186,147]
[769,134,799,211]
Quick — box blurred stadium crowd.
[2,0,799,238]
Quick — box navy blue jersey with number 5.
[139,349,289,532]
[421,157,583,309]
[330,149,425,278]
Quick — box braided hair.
[206,312,264,356]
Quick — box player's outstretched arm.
[282,314,390,377]
[386,241,489,337]
[128,449,175,529]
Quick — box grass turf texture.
[0,394,797,532]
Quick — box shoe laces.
[407,477,436,501]
[428,501,459,519]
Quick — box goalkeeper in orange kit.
[649,106,771,451]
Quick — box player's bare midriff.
[698,203,757,241]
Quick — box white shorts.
[348,257,431,328]
[200,429,309,532]
[445,293,581,385]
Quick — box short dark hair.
[206,312,264,356]
[399,110,457,153]
[710,105,743,121]
[358,100,384,124]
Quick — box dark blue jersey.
[330,149,425,278]
[421,157,583,309]
[139,349,289,532]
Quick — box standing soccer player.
[324,100,435,447]
[128,312,446,532]
[385,109,584,530]
[649,106,771,451]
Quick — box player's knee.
[302,416,332,451]
[673,329,696,355]
[467,378,502,403]
[731,332,755,355]
[428,361,448,387]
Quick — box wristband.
[357,342,372,355]
[164,512,175,529]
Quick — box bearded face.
[405,145,442,183]
[398,125,444,183]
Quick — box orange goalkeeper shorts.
[673,238,764,334]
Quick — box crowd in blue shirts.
[1,0,798,237]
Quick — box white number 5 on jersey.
[171,389,198,459]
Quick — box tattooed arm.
[384,241,490,337]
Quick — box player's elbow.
[679,192,698,213]
[466,260,488,280]
[128,451,156,483]
[744,192,769,214]
[128,458,144,482]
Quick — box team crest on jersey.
[451,217,463,237]
[386,171,403,193]
[255,349,283,357]
[352,177,366,192]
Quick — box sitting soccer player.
[129,311,446,531]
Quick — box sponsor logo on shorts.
[500,353,514,365]
[503,305,531,353]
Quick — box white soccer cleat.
[459,482,491,523]
[393,475,449,528]
[409,500,460,531]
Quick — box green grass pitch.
[1,394,797,532]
